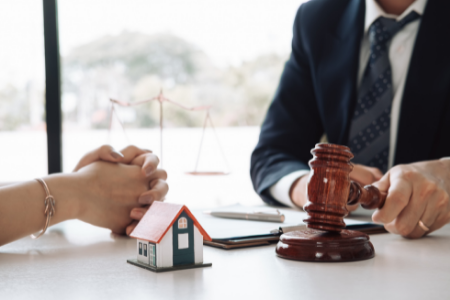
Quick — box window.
[178,233,189,249]
[0,1,47,181]
[56,0,304,209]
[178,217,187,229]
[144,244,147,257]
[149,244,156,267]
[139,242,142,255]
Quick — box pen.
[204,210,285,223]
[270,224,305,234]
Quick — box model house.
[128,201,212,271]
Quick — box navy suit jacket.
[251,0,450,206]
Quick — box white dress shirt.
[269,0,428,207]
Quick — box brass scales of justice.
[108,89,230,175]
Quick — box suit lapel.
[317,0,365,144]
[395,0,450,164]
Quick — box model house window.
[178,217,187,229]
[144,244,147,257]
[149,244,156,267]
[139,242,142,255]
[178,233,189,249]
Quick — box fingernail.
[131,210,144,219]
[145,166,155,176]
[139,195,153,204]
[111,150,124,159]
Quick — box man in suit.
[251,0,450,238]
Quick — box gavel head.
[303,143,354,232]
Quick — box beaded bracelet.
[31,178,56,239]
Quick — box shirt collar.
[364,0,428,33]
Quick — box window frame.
[178,217,187,229]
[43,0,63,174]
[178,233,189,249]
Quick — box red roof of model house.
[130,201,212,243]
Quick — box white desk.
[1,219,450,300]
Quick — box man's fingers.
[119,145,152,164]
[131,153,161,176]
[350,164,382,185]
[392,181,435,237]
[138,179,169,205]
[371,171,390,192]
[404,187,447,239]
[73,145,124,171]
[405,209,436,239]
[347,203,359,212]
[368,167,383,181]
[383,220,399,234]
[426,212,450,235]
[372,176,412,224]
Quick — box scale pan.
[185,171,229,176]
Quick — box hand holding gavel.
[294,143,450,238]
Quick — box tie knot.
[369,11,420,47]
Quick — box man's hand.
[290,175,309,209]
[347,164,383,212]
[290,164,382,211]
[372,159,450,239]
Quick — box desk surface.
[1,218,450,300]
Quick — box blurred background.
[0,0,305,208]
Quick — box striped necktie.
[348,11,420,173]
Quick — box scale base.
[185,171,229,176]
[276,229,375,262]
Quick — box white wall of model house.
[136,225,204,267]
[156,227,173,268]
[137,239,149,264]
[194,225,203,264]
[135,228,174,268]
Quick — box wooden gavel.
[276,143,387,262]
[302,143,387,232]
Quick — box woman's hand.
[73,145,151,173]
[73,145,169,235]
[74,161,163,235]
[372,159,450,238]
[0,146,168,245]
[126,154,168,235]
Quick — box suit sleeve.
[250,5,324,206]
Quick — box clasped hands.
[291,160,450,238]
[72,145,168,236]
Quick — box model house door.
[144,244,147,257]
[172,212,195,266]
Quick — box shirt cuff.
[269,170,310,207]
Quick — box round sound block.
[276,229,375,262]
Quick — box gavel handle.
[348,181,387,210]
